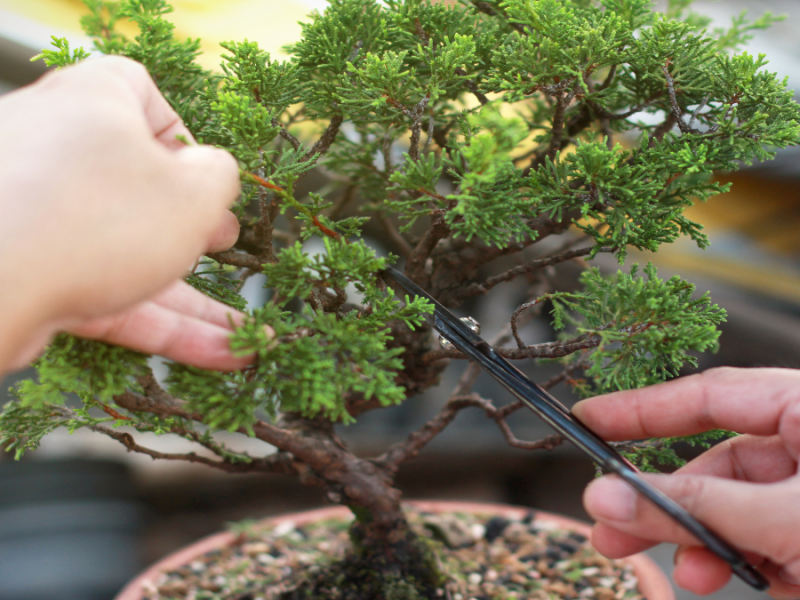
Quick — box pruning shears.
[382,265,768,592]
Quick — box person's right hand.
[573,367,800,599]
[0,56,251,373]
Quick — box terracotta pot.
[116,500,674,600]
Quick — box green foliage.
[186,261,248,312]
[14,335,149,408]
[620,429,738,472]
[169,295,432,426]
[31,36,90,67]
[0,401,67,459]
[549,264,726,394]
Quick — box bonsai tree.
[3,0,798,597]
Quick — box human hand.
[0,56,253,372]
[573,367,800,598]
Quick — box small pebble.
[468,572,482,585]
[470,523,486,540]
[273,521,296,537]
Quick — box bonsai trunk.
[285,443,441,599]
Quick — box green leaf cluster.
[620,429,738,472]
[13,335,149,408]
[549,264,726,394]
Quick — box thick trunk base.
[280,514,441,600]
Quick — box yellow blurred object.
[0,0,317,68]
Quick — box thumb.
[584,473,800,565]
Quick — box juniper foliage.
[3,0,800,583]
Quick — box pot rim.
[116,499,674,600]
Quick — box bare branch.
[272,118,301,151]
[207,249,263,271]
[455,67,489,105]
[495,361,589,420]
[52,406,296,475]
[377,394,495,471]
[471,1,526,34]
[378,362,575,470]
[404,215,451,286]
[662,64,693,134]
[408,94,431,161]
[377,213,413,258]
[421,335,601,364]
[302,113,344,163]
[457,246,610,300]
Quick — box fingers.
[589,522,656,558]
[206,210,241,253]
[68,300,254,371]
[673,546,732,595]
[174,143,241,219]
[148,281,246,329]
[572,367,800,447]
[80,56,195,149]
[583,472,800,562]
[678,434,798,483]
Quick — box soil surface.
[143,507,645,600]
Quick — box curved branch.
[421,335,601,365]
[206,249,263,271]
[52,406,296,475]
[457,246,611,301]
[302,114,344,163]
[377,394,495,471]
[377,365,574,471]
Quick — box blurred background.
[2,0,800,598]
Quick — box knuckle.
[672,476,710,517]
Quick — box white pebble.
[555,560,572,570]
[453,594,464,600]
[579,588,595,598]
[189,561,204,572]
[468,572,482,585]
[598,577,616,587]
[257,553,274,564]
[622,576,639,589]
[582,567,600,576]
[470,524,486,540]
[273,521,296,536]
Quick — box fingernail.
[585,477,637,522]
[779,566,800,587]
